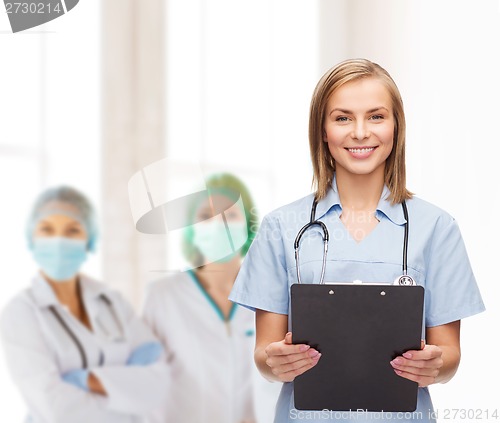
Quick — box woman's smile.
[345,146,378,159]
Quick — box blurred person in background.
[0,186,169,423]
[142,172,259,423]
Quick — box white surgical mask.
[193,220,247,263]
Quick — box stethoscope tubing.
[49,305,88,369]
[401,200,409,276]
[294,198,410,285]
[49,294,124,369]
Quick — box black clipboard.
[291,283,425,412]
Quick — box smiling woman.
[228,58,485,423]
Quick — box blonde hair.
[309,58,412,204]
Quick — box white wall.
[164,0,322,268]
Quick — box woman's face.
[33,214,87,241]
[192,193,247,264]
[194,194,245,223]
[323,77,395,177]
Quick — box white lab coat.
[0,274,170,423]
[141,271,257,423]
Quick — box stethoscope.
[48,294,125,369]
[294,198,415,286]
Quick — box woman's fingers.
[266,347,320,367]
[391,361,441,378]
[265,332,311,357]
[391,344,444,387]
[273,355,322,382]
[275,352,322,374]
[266,342,310,357]
[402,344,442,361]
[264,332,321,382]
[391,356,443,371]
[392,368,437,387]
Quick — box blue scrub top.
[229,179,485,423]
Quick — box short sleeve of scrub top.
[229,212,290,315]
[421,212,485,327]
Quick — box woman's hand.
[264,332,321,382]
[391,321,461,387]
[390,340,444,387]
[61,370,107,395]
[61,369,90,391]
[88,372,107,395]
[126,341,164,366]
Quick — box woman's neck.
[195,256,241,319]
[195,255,241,291]
[335,166,385,211]
[42,272,79,305]
[42,272,91,329]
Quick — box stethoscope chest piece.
[394,275,415,286]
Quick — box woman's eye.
[370,114,384,120]
[226,212,243,221]
[39,227,53,234]
[67,227,83,235]
[197,212,212,220]
[335,116,349,122]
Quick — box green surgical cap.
[182,173,258,267]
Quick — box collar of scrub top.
[312,175,407,226]
[31,273,108,309]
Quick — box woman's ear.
[322,130,328,142]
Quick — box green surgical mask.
[192,220,247,263]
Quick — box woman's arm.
[255,309,321,383]
[0,299,110,423]
[390,320,461,387]
[90,290,170,414]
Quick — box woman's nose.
[351,120,370,140]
